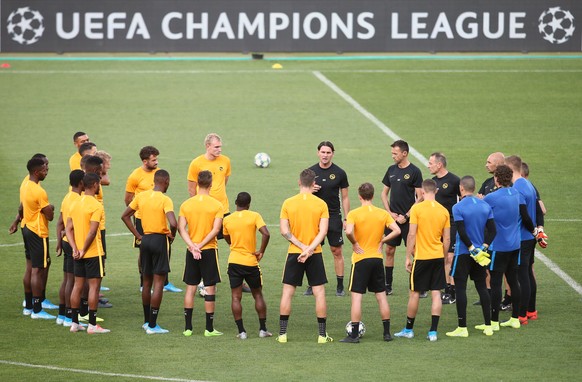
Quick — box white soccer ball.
[6,7,45,46]
[538,7,576,44]
[345,321,366,338]
[254,152,271,168]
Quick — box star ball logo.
[6,7,45,45]
[538,6,576,44]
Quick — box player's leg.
[384,245,396,294]
[341,291,363,343]
[306,253,331,342]
[527,258,538,320]
[182,250,200,335]
[57,269,67,324]
[247,265,270,337]
[278,254,302,341]
[69,274,86,332]
[231,285,245,338]
[279,283,296,336]
[23,259,33,313]
[142,274,153,325]
[330,245,345,296]
[447,255,469,337]
[517,239,535,324]
[201,248,222,336]
[87,274,109,333]
[146,234,170,333]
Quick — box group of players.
[11,132,548,342]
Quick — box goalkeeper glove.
[536,228,548,248]
[469,245,491,267]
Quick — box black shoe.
[383,333,393,342]
[336,288,345,297]
[442,294,456,305]
[385,285,393,295]
[473,300,482,306]
[500,303,512,311]
[419,291,428,298]
[340,336,360,343]
[303,286,313,296]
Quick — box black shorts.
[62,241,74,274]
[450,254,487,282]
[133,218,144,248]
[489,249,520,273]
[282,253,327,287]
[348,258,385,294]
[519,239,536,267]
[140,234,171,275]
[385,221,410,247]
[410,258,446,292]
[183,248,221,286]
[228,263,263,289]
[74,256,105,279]
[322,215,344,247]
[22,225,50,269]
[447,224,457,253]
[216,212,230,240]
[100,229,107,259]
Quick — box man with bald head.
[478,152,505,198]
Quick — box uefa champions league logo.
[6,7,45,45]
[538,7,576,44]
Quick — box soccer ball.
[254,152,271,168]
[6,7,45,46]
[345,321,366,338]
[538,7,576,45]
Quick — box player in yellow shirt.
[278,169,331,344]
[121,170,177,334]
[55,170,85,326]
[223,192,271,339]
[340,183,401,343]
[178,170,224,337]
[394,179,450,342]
[68,131,90,171]
[66,173,109,334]
[20,156,55,319]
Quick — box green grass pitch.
[0,55,581,381]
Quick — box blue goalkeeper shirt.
[513,177,537,241]
[453,195,493,256]
[484,187,524,252]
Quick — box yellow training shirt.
[69,152,82,171]
[280,193,329,254]
[179,194,223,250]
[409,200,450,260]
[69,195,104,259]
[347,205,395,264]
[187,155,231,214]
[20,179,50,238]
[125,167,158,219]
[129,190,174,235]
[223,210,266,267]
[59,191,81,243]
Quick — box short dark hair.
[391,140,409,153]
[505,155,522,173]
[358,183,374,201]
[84,155,103,175]
[69,170,85,188]
[140,146,159,161]
[79,142,96,155]
[154,169,170,184]
[235,192,251,208]
[27,157,45,173]
[31,153,46,160]
[73,131,86,141]
[422,178,438,193]
[317,141,335,152]
[83,173,100,189]
[494,165,513,187]
[430,152,447,168]
[299,169,316,187]
[521,162,530,177]
[198,170,212,188]
[460,175,476,193]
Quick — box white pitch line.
[545,218,582,222]
[313,70,582,298]
[0,360,209,382]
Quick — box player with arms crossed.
[340,183,401,343]
[121,170,177,334]
[223,192,272,339]
[278,169,332,344]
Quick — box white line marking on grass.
[545,218,582,222]
[313,70,582,299]
[0,360,209,382]
[535,249,582,297]
[2,69,582,75]
[312,70,429,167]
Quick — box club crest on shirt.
[330,174,336,180]
[442,183,449,189]
[404,174,410,180]
[219,166,224,171]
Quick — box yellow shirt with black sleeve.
[179,194,223,250]
[125,167,158,218]
[69,152,82,171]
[69,195,104,259]
[60,191,82,243]
[409,200,450,260]
[347,205,395,264]
[223,210,266,267]
[20,179,50,238]
[129,190,174,235]
[187,155,231,214]
[280,193,329,254]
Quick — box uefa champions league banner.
[1,0,580,53]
